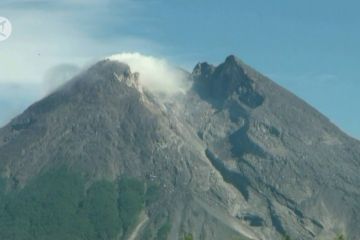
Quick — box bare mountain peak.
[193,62,215,76]
[224,54,242,65]
[192,55,264,108]
[192,55,244,76]
[61,59,141,97]
[83,59,131,84]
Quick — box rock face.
[0,56,359,240]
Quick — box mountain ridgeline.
[0,56,359,240]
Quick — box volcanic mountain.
[0,55,359,240]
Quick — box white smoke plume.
[107,53,190,95]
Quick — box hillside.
[0,56,359,240]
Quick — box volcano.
[0,55,359,240]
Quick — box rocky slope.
[0,56,359,240]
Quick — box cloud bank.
[108,53,190,95]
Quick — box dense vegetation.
[156,221,172,240]
[0,170,347,240]
[144,183,160,206]
[0,168,146,240]
[118,178,145,232]
[83,180,122,239]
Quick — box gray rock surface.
[0,56,359,240]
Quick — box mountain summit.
[193,55,264,108]
[0,55,359,240]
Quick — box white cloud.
[108,52,190,95]
[0,0,165,126]
[0,0,161,85]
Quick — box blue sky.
[0,0,359,139]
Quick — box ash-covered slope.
[0,56,359,240]
[0,59,257,240]
[184,55,360,239]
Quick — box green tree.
[334,234,346,240]
[157,222,172,240]
[283,235,291,240]
[184,233,194,240]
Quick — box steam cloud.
[107,53,190,95]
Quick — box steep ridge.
[0,56,359,240]
[181,55,360,239]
